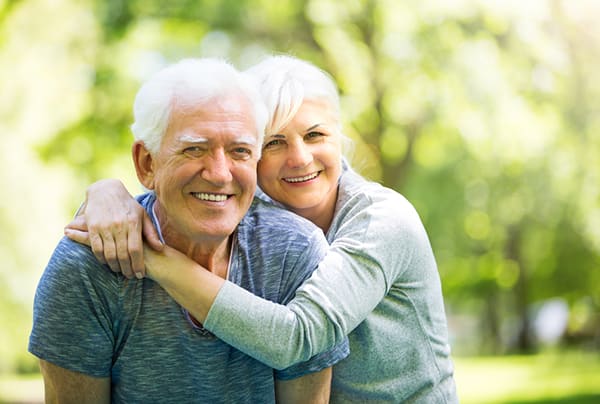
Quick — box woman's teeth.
[284,172,319,183]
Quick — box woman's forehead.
[283,100,338,128]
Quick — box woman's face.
[257,99,342,226]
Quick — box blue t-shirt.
[29,193,349,403]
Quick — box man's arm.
[39,360,110,404]
[275,367,331,404]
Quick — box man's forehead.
[167,95,259,146]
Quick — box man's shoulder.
[42,237,118,286]
[243,197,321,237]
[237,198,329,267]
[50,237,98,267]
[234,199,328,302]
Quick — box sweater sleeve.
[205,247,385,369]
[204,194,420,369]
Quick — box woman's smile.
[282,171,321,184]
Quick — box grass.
[455,350,600,403]
[1,351,599,403]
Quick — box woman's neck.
[292,188,338,235]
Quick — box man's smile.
[191,192,230,202]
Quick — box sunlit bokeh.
[1,0,599,402]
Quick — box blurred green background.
[1,0,599,402]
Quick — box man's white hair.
[131,58,268,155]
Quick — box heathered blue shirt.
[29,193,349,403]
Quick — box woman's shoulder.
[333,171,437,282]
[338,169,421,227]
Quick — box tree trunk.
[506,227,534,352]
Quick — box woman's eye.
[306,131,324,140]
[263,139,285,149]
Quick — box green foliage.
[2,0,600,378]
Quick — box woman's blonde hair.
[244,55,342,136]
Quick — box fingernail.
[135,272,144,280]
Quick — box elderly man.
[29,58,348,403]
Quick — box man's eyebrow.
[177,134,208,144]
[178,134,257,146]
[234,136,258,145]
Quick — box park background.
[1,0,599,402]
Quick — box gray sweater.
[205,165,458,403]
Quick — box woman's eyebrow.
[305,123,322,132]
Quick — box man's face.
[138,95,259,244]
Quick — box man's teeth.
[285,172,319,183]
[193,193,228,202]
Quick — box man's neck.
[151,202,232,279]
[169,236,232,280]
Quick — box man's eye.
[183,146,204,157]
[232,147,252,159]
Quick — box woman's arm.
[143,239,387,369]
[64,179,163,278]
[143,244,224,321]
[142,195,426,369]
[203,243,388,368]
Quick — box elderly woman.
[67,55,458,402]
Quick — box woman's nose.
[286,142,313,168]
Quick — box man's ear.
[132,141,155,189]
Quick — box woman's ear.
[132,141,155,189]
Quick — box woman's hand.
[64,179,163,279]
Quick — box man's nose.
[201,150,233,184]
[286,142,313,168]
